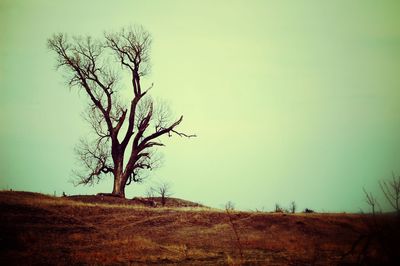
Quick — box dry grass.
[0,190,382,265]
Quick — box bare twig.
[225,202,244,263]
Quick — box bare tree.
[379,172,400,214]
[48,26,195,198]
[274,203,283,213]
[363,187,380,215]
[290,201,296,214]
[151,182,173,206]
[341,174,400,265]
[225,201,235,211]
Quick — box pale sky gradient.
[1,0,400,212]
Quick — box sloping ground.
[0,191,385,265]
[66,194,205,208]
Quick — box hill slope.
[66,194,205,208]
[0,191,379,265]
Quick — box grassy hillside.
[0,191,384,265]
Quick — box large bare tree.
[48,26,194,198]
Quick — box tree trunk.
[112,174,126,197]
[111,151,126,198]
[111,157,126,198]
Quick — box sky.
[1,0,400,212]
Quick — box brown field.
[0,191,392,265]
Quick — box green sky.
[1,0,400,211]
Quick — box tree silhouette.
[48,26,194,197]
[151,182,173,206]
